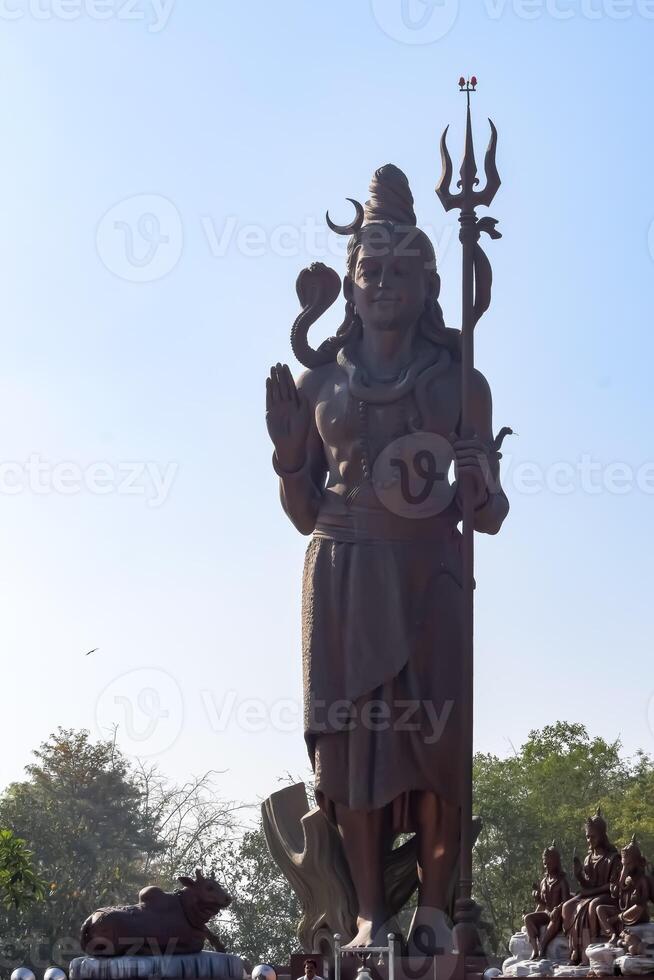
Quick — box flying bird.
[84,648,99,656]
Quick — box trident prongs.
[436,75,501,213]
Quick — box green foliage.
[0,829,46,910]
[219,822,302,965]
[472,722,653,957]
[0,729,234,979]
[2,723,653,973]
[0,729,162,977]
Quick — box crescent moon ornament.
[325,197,364,235]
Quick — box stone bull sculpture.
[80,869,231,957]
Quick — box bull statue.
[80,868,232,957]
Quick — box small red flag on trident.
[436,78,506,959]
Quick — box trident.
[436,77,502,959]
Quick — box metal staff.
[436,76,502,956]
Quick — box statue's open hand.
[266,363,310,472]
[451,433,492,510]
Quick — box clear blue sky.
[1,1,653,811]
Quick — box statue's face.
[586,826,602,849]
[543,851,558,873]
[350,226,429,334]
[622,854,637,874]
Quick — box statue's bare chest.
[315,367,461,464]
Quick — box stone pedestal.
[502,928,568,977]
[550,965,593,978]
[585,942,622,975]
[69,952,247,980]
[500,922,654,977]
[615,922,654,975]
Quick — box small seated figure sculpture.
[561,808,621,965]
[81,868,231,957]
[524,842,571,960]
[596,836,652,946]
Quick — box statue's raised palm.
[266,362,310,472]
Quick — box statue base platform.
[308,951,488,980]
[69,953,247,980]
[497,922,654,978]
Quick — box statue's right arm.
[270,367,328,536]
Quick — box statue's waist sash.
[314,508,461,545]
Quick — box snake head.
[296,262,342,311]
[291,263,343,369]
[492,426,514,457]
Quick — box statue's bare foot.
[529,950,541,961]
[344,914,393,949]
[407,906,453,956]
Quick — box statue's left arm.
[458,368,509,535]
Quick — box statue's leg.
[588,896,608,942]
[407,790,459,955]
[561,897,579,961]
[540,909,561,958]
[524,912,546,958]
[334,802,390,947]
[596,905,618,944]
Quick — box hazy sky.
[0,0,653,818]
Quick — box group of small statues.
[524,810,653,965]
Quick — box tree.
[0,829,45,911]
[219,821,302,965]
[134,762,238,886]
[0,729,162,976]
[2,723,652,973]
[472,722,652,957]
[0,730,235,978]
